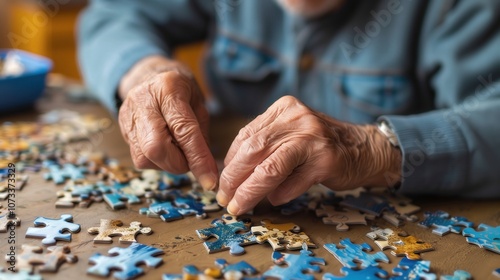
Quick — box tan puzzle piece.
[251,220,316,251]
[0,208,20,232]
[260,219,301,232]
[315,205,374,231]
[367,228,434,260]
[87,219,153,244]
[15,244,77,272]
[99,161,139,184]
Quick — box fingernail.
[216,189,229,207]
[199,173,217,191]
[227,200,241,216]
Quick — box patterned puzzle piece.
[26,214,81,245]
[44,163,87,184]
[162,171,191,188]
[0,209,20,232]
[391,257,436,280]
[87,219,152,244]
[0,268,42,280]
[188,189,222,212]
[13,244,77,272]
[140,201,184,222]
[462,223,500,254]
[196,214,256,255]
[340,192,393,216]
[419,211,473,236]
[263,243,325,280]
[163,259,258,280]
[384,193,420,222]
[316,205,374,231]
[367,227,434,260]
[324,238,389,269]
[322,266,389,279]
[56,182,104,208]
[174,194,207,219]
[129,169,161,195]
[215,258,258,277]
[98,160,139,184]
[98,182,142,210]
[440,270,471,280]
[251,219,315,251]
[88,243,164,280]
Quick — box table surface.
[1,89,499,279]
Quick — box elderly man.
[78,0,500,215]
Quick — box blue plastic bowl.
[0,49,52,112]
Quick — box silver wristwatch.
[377,121,400,148]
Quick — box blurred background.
[0,0,207,87]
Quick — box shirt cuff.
[378,110,469,196]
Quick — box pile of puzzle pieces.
[1,110,499,279]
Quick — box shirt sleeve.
[77,0,213,114]
[379,0,500,198]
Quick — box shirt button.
[299,54,314,70]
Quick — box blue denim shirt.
[78,0,500,198]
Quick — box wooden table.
[1,88,499,279]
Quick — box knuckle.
[239,138,267,157]
[255,159,287,180]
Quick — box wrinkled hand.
[118,56,218,190]
[217,96,401,215]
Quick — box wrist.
[361,124,402,189]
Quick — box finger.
[161,72,218,190]
[218,128,284,207]
[226,141,306,215]
[266,166,317,206]
[135,110,190,173]
[127,126,161,170]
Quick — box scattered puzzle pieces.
[440,270,471,280]
[391,257,436,280]
[0,209,20,233]
[13,244,77,272]
[316,205,374,231]
[419,211,473,236]
[44,163,87,184]
[384,193,420,222]
[263,243,325,280]
[87,219,152,244]
[340,192,393,216]
[26,214,81,245]
[251,219,316,251]
[196,214,256,255]
[366,228,434,260]
[462,223,500,254]
[88,243,163,280]
[324,238,389,269]
[322,266,389,279]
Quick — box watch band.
[377,121,400,148]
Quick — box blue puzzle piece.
[140,201,184,222]
[419,211,473,236]
[162,172,191,188]
[440,270,471,280]
[88,243,163,280]
[215,258,258,275]
[196,217,257,255]
[462,223,500,254]
[98,182,142,210]
[324,238,389,269]
[340,192,393,216]
[174,195,207,219]
[263,243,325,280]
[391,257,436,280]
[323,266,389,279]
[44,163,87,184]
[26,214,81,245]
[493,268,500,278]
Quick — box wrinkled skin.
[217,96,402,215]
[118,56,401,216]
[118,56,218,190]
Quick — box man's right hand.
[118,56,218,191]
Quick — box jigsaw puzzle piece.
[196,215,256,255]
[251,219,315,251]
[263,243,325,280]
[316,205,374,231]
[88,243,163,280]
[174,195,207,219]
[215,258,258,278]
[493,268,500,278]
[26,214,81,245]
[462,223,500,254]
[367,227,434,260]
[440,270,471,280]
[14,244,77,273]
[340,192,393,216]
[87,219,152,244]
[384,193,420,222]
[419,211,473,236]
[44,163,87,184]
[322,266,389,279]
[140,201,184,222]
[100,182,142,210]
[324,238,389,269]
[162,171,191,188]
[162,264,220,280]
[391,257,436,280]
